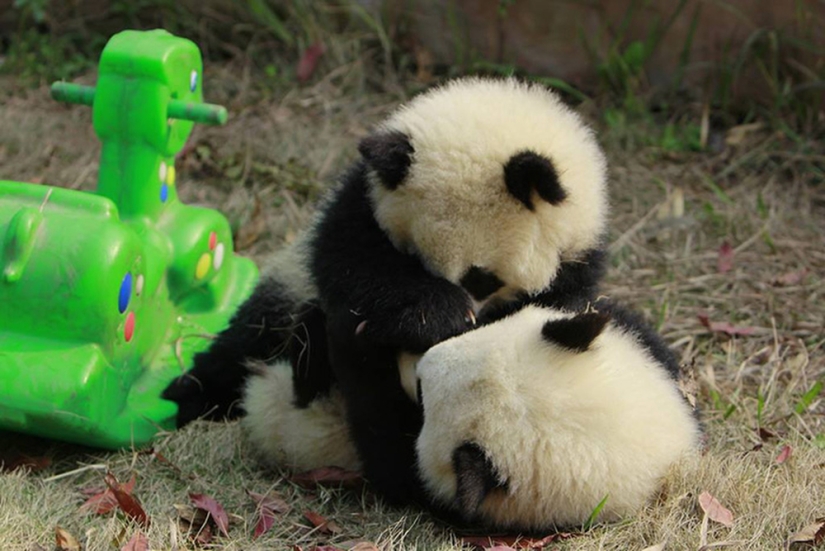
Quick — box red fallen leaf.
[55,526,81,551]
[296,42,325,83]
[486,547,518,551]
[190,493,230,537]
[289,466,363,489]
[697,313,755,337]
[81,474,136,514]
[304,510,342,535]
[248,490,290,539]
[105,472,150,528]
[717,241,734,273]
[772,268,809,287]
[461,533,577,549]
[698,491,734,527]
[0,452,51,473]
[121,531,149,551]
[776,445,793,464]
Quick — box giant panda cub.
[164,77,609,501]
[242,300,700,532]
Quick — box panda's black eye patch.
[357,130,414,190]
[503,150,566,210]
[460,266,504,301]
[452,442,508,516]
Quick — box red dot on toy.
[124,312,135,342]
[209,231,217,250]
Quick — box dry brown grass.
[1,62,823,550]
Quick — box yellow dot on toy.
[167,165,176,186]
[195,253,211,279]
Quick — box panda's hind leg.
[163,275,303,427]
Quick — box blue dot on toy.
[160,183,169,202]
[118,272,132,314]
[190,70,198,92]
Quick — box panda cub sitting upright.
[164,77,610,502]
[242,300,701,532]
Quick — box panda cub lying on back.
[243,301,701,532]
[164,78,610,501]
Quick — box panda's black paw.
[161,351,246,428]
[354,286,475,352]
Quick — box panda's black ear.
[358,130,414,190]
[504,150,566,210]
[452,442,508,517]
[542,311,610,352]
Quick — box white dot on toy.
[159,162,167,182]
[190,70,198,92]
[135,274,144,296]
[213,243,225,270]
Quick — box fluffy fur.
[242,359,359,471]
[164,78,610,504]
[414,303,701,531]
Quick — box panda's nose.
[460,266,504,301]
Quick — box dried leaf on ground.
[776,445,793,464]
[349,543,380,551]
[297,42,325,82]
[697,313,756,337]
[190,493,230,537]
[461,533,577,549]
[772,268,809,287]
[308,547,345,551]
[105,472,150,528]
[0,453,51,473]
[120,531,149,551]
[717,241,734,273]
[289,466,363,489]
[55,527,81,551]
[248,490,290,539]
[788,518,825,547]
[640,544,666,551]
[304,510,342,535]
[80,474,136,514]
[698,491,734,527]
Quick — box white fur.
[242,360,360,471]
[370,78,608,297]
[415,305,700,529]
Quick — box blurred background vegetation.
[1,0,823,149]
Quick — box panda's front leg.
[349,277,477,354]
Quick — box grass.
[1,3,824,549]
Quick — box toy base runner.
[0,29,258,449]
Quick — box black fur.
[289,301,333,408]
[477,247,606,324]
[325,309,428,505]
[541,311,610,352]
[310,162,475,354]
[162,278,301,427]
[460,266,504,301]
[357,131,414,190]
[452,442,508,517]
[503,150,566,210]
[593,299,681,379]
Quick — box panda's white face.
[414,306,700,530]
[362,78,608,305]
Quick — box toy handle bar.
[50,82,228,125]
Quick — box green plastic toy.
[0,30,258,448]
